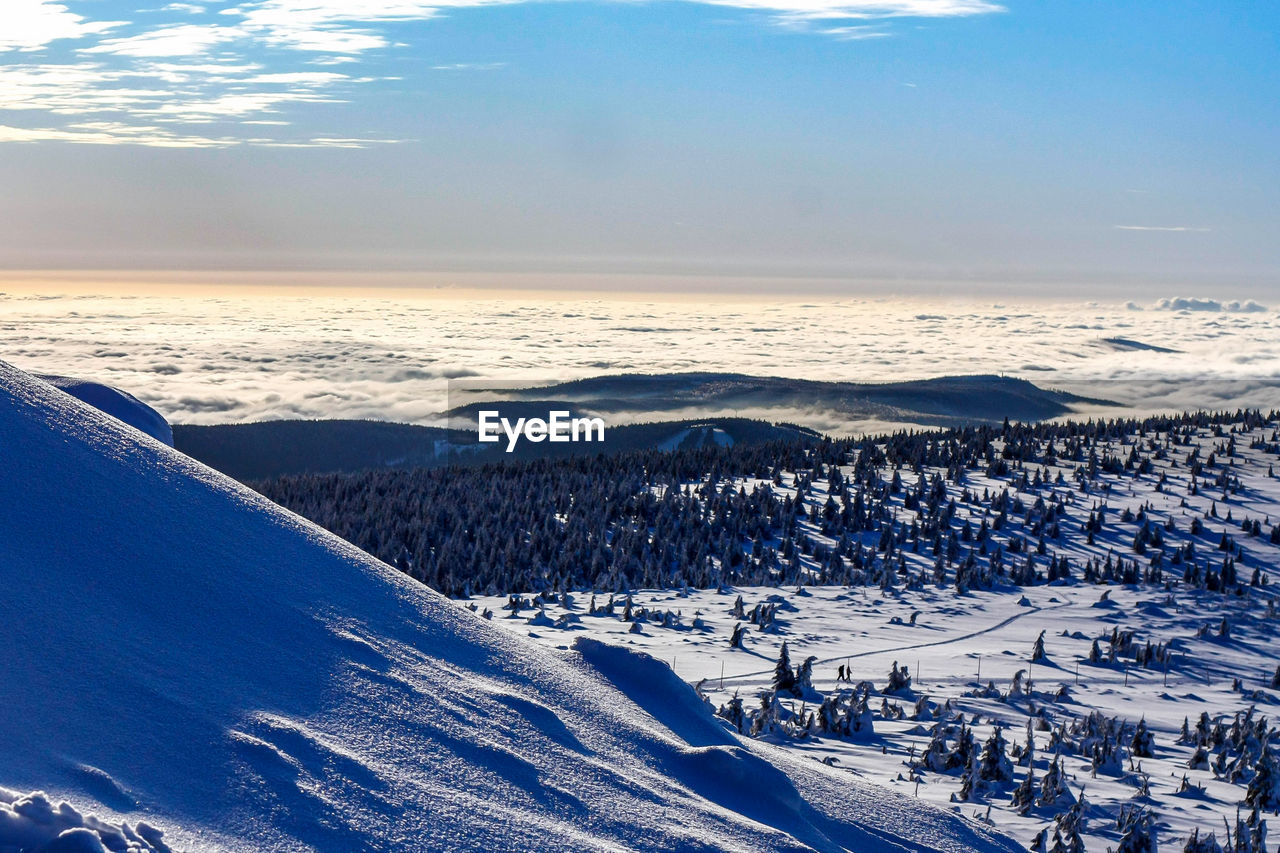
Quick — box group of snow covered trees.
[256,410,1280,601]
[710,614,1280,853]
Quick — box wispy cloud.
[1115,225,1212,233]
[431,62,507,71]
[81,23,244,57]
[0,121,234,147]
[158,3,208,13]
[0,0,1002,147]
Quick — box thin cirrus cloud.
[0,0,1003,148]
[81,23,245,57]
[1115,225,1213,233]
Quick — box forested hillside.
[256,410,1280,598]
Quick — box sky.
[0,1,1277,293]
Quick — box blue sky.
[0,1,1277,292]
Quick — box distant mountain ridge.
[175,373,1110,480]
[450,372,1113,426]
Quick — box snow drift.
[0,359,1018,853]
[36,374,173,446]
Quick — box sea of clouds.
[3,290,1278,429]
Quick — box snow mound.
[35,375,173,446]
[0,789,170,853]
[0,360,1018,853]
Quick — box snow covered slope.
[0,359,1018,853]
[36,374,173,446]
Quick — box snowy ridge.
[0,359,1018,852]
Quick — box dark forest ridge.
[174,374,1114,480]
[453,373,1115,425]
[174,416,820,480]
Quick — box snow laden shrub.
[1014,717,1037,768]
[884,660,912,696]
[1007,767,1033,815]
[1114,805,1157,853]
[1038,756,1075,808]
[1245,743,1280,811]
[814,686,875,739]
[718,694,747,734]
[750,691,786,738]
[1130,718,1155,759]
[911,695,935,722]
[1061,710,1128,777]
[1032,630,1048,663]
[1053,796,1089,853]
[1213,811,1268,853]
[916,722,953,773]
[1182,828,1224,853]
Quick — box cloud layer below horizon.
[3,289,1277,431]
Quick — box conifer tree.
[772,642,796,694]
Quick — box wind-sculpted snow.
[36,374,174,446]
[0,359,1019,852]
[0,788,172,853]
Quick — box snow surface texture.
[36,374,173,446]
[0,358,1019,853]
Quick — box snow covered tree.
[1181,828,1223,853]
[1130,718,1154,759]
[1115,807,1157,853]
[884,660,912,695]
[1038,756,1073,808]
[772,643,796,694]
[718,695,746,733]
[1245,743,1280,811]
[955,754,978,802]
[795,656,816,695]
[1032,630,1047,663]
[1018,717,1036,767]
[1010,767,1035,815]
[978,726,1014,787]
